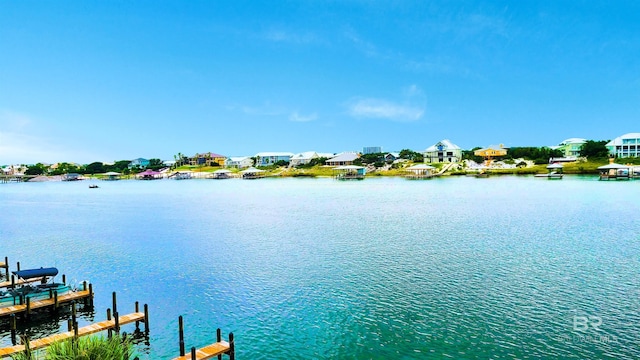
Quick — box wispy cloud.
[348,98,424,122]
[347,85,426,122]
[0,109,33,130]
[289,112,317,122]
[264,29,319,44]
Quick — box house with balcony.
[423,140,462,163]
[189,152,226,167]
[606,133,640,158]
[255,152,295,167]
[550,138,586,158]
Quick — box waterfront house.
[384,152,401,162]
[333,165,366,180]
[290,151,320,166]
[551,138,586,158]
[405,164,436,179]
[423,140,462,163]
[225,156,253,169]
[128,158,150,169]
[606,132,640,158]
[325,152,359,166]
[474,145,508,159]
[255,152,295,167]
[189,152,226,167]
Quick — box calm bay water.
[1,176,639,359]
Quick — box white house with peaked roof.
[325,152,360,166]
[606,133,640,158]
[225,156,253,169]
[290,151,319,167]
[423,140,462,163]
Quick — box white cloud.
[348,98,424,122]
[264,29,318,44]
[289,112,317,122]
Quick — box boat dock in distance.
[0,282,94,319]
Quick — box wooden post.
[179,315,185,356]
[16,261,20,271]
[10,314,17,345]
[229,332,235,360]
[112,292,118,317]
[144,304,150,335]
[114,312,120,336]
[217,328,223,360]
[88,283,94,306]
[3,256,8,279]
[26,297,31,319]
[11,274,15,289]
[54,291,59,309]
[83,280,87,291]
[191,347,196,359]
[135,301,140,333]
[107,308,112,339]
[67,319,73,332]
[62,274,66,285]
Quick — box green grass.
[11,335,136,360]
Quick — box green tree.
[85,162,105,174]
[579,140,610,159]
[399,149,424,162]
[25,163,47,176]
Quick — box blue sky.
[1,1,639,164]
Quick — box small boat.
[0,267,71,307]
[89,184,99,188]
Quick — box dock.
[0,286,93,319]
[172,316,235,360]
[0,306,148,357]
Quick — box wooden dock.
[173,341,232,360]
[0,287,93,319]
[0,311,147,357]
[172,316,235,360]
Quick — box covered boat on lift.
[0,267,71,307]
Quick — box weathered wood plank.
[172,341,231,360]
[0,289,92,318]
[0,312,146,357]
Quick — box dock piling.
[144,304,150,334]
[3,256,8,279]
[217,328,223,360]
[191,347,196,359]
[229,332,235,360]
[62,274,66,285]
[179,315,185,356]
[114,312,120,335]
[112,292,118,317]
[26,297,31,319]
[10,314,17,345]
[88,283,94,307]
[107,308,112,339]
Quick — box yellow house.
[474,144,508,159]
[189,152,227,166]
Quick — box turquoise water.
[1,176,639,359]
